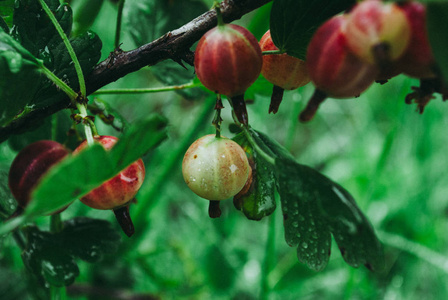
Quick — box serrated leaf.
[32,30,102,108]
[22,226,79,287]
[126,0,207,99]
[0,0,14,29]
[109,114,168,172]
[427,2,448,86]
[62,217,121,263]
[270,0,355,60]
[233,133,276,220]
[0,0,102,140]
[246,128,383,271]
[21,217,120,287]
[11,0,72,62]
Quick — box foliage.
[1,0,448,299]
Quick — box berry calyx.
[74,136,145,237]
[345,0,411,65]
[301,15,378,122]
[8,140,70,212]
[182,134,250,217]
[259,30,310,113]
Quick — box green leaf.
[205,245,236,291]
[21,217,120,287]
[126,0,208,100]
[233,133,276,220]
[61,217,121,263]
[27,143,113,216]
[26,115,168,216]
[427,2,448,86]
[21,226,79,287]
[72,0,104,36]
[246,129,383,271]
[11,0,72,62]
[0,0,14,29]
[270,0,355,60]
[108,114,168,172]
[32,30,102,108]
[0,0,102,139]
[0,169,17,220]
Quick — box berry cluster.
[302,0,442,121]
[8,137,144,237]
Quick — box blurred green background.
[2,0,448,299]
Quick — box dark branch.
[0,0,272,142]
[87,0,272,93]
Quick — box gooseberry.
[397,1,436,79]
[182,134,250,217]
[194,19,262,125]
[345,0,411,65]
[8,140,70,212]
[259,30,310,113]
[301,15,378,122]
[74,136,145,210]
[74,136,145,237]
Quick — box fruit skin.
[194,24,262,97]
[182,134,250,201]
[8,140,70,209]
[345,0,411,64]
[397,1,435,78]
[74,136,145,210]
[306,15,377,98]
[259,30,310,90]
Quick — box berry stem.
[213,95,224,138]
[208,200,222,218]
[76,102,95,145]
[38,0,86,97]
[113,204,135,237]
[269,85,285,114]
[299,89,328,122]
[114,0,126,50]
[214,1,225,27]
[262,50,284,56]
[92,81,200,95]
[38,63,78,100]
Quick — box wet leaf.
[21,217,120,287]
[0,169,17,220]
[233,133,276,220]
[246,128,383,271]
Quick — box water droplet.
[301,242,308,249]
[292,221,298,228]
[298,214,305,221]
